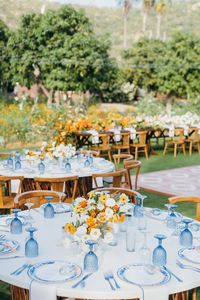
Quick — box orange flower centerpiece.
[64,191,130,244]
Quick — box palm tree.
[117,0,132,48]
[155,0,167,39]
[142,0,155,33]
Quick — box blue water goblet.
[44,196,55,219]
[83,240,98,273]
[10,209,23,234]
[7,155,14,170]
[152,234,167,266]
[15,152,21,170]
[166,204,178,229]
[65,158,71,172]
[84,156,90,168]
[38,159,45,175]
[180,219,193,247]
[25,227,39,257]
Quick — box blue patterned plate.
[117,264,171,287]
[178,247,200,264]
[0,239,19,254]
[28,260,82,283]
[40,202,72,214]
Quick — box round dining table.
[0,156,115,194]
[0,207,200,300]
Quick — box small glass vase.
[83,240,98,273]
[44,196,55,219]
[152,234,167,266]
[10,209,23,234]
[25,227,39,257]
[180,219,193,247]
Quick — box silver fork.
[11,263,32,276]
[0,234,5,239]
[105,270,120,289]
[104,272,116,290]
[176,260,200,273]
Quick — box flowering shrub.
[64,191,130,244]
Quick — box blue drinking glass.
[166,204,178,229]
[44,196,55,219]
[83,240,98,273]
[7,155,14,170]
[134,196,143,217]
[88,154,93,165]
[152,234,167,266]
[84,156,90,167]
[15,153,21,170]
[180,219,193,247]
[65,158,71,172]
[38,159,45,175]
[25,227,39,257]
[10,209,23,234]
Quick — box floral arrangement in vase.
[64,191,130,244]
[41,142,76,159]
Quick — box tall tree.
[142,0,155,34]
[0,20,11,92]
[8,5,118,105]
[155,0,167,39]
[118,0,132,48]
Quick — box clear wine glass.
[152,234,167,267]
[83,240,98,273]
[24,200,34,221]
[166,204,178,229]
[139,230,151,265]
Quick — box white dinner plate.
[0,239,19,254]
[117,264,171,286]
[40,202,72,214]
[28,260,82,283]
[178,247,200,264]
[145,209,181,221]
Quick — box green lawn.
[0,148,199,299]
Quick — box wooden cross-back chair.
[14,190,66,209]
[34,176,78,203]
[0,175,24,210]
[112,132,130,157]
[168,195,200,221]
[79,150,100,157]
[163,128,186,158]
[113,154,133,170]
[123,159,141,190]
[92,169,127,189]
[91,187,141,203]
[91,133,112,161]
[130,131,148,160]
[185,127,200,156]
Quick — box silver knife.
[71,273,93,288]
[163,266,183,282]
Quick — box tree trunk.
[156,13,161,39]
[123,15,128,48]
[142,11,147,33]
[39,84,53,106]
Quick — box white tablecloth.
[0,209,200,300]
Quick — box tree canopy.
[0,20,10,92]
[123,33,200,99]
[7,5,118,102]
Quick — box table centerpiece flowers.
[41,142,76,160]
[64,191,131,246]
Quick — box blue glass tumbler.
[83,240,98,273]
[180,219,193,247]
[10,209,23,234]
[134,196,143,217]
[166,204,178,229]
[44,196,55,219]
[25,227,39,257]
[38,159,45,175]
[152,234,167,266]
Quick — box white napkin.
[88,130,99,144]
[110,128,121,142]
[183,126,189,136]
[30,280,56,300]
[124,127,136,140]
[168,126,174,138]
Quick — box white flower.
[62,237,71,248]
[106,197,116,207]
[90,228,101,240]
[119,204,130,213]
[105,207,114,218]
[97,203,104,211]
[76,225,87,236]
[103,232,113,244]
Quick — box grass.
[0,147,200,299]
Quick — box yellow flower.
[86,217,96,227]
[97,212,108,223]
[99,194,108,204]
[119,194,128,204]
[73,205,86,214]
[64,223,76,235]
[89,191,95,198]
